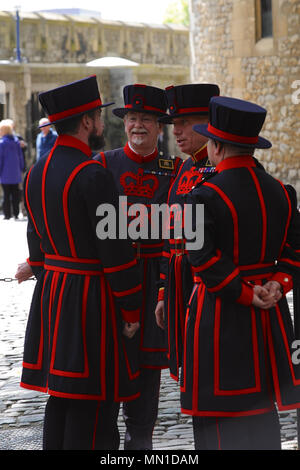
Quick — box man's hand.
[15,261,33,284]
[155,300,165,330]
[252,284,280,309]
[262,280,283,304]
[123,321,140,339]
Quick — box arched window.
[256,0,273,40]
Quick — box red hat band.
[207,124,259,145]
[48,98,103,123]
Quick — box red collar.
[191,144,208,163]
[216,155,256,173]
[56,135,92,158]
[124,142,158,163]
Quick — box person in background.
[36,117,57,161]
[0,119,24,219]
[6,118,28,216]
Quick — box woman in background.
[0,119,24,220]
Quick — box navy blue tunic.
[21,135,143,401]
[159,145,214,381]
[97,143,182,368]
[181,155,300,416]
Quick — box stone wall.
[0,10,189,67]
[189,0,300,196]
[0,10,190,160]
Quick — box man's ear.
[216,141,223,156]
[81,113,93,131]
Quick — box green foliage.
[163,0,190,27]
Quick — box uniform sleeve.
[186,187,254,306]
[271,184,300,294]
[23,171,45,278]
[82,165,142,323]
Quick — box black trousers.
[43,396,120,450]
[123,368,161,450]
[2,184,19,219]
[192,408,281,450]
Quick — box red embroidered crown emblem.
[120,168,159,198]
[176,168,203,195]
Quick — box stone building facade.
[189,0,300,196]
[0,10,190,162]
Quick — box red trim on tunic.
[46,254,100,264]
[192,283,205,410]
[20,382,48,394]
[121,308,140,323]
[236,281,254,306]
[157,288,165,302]
[207,267,240,293]
[248,167,267,263]
[107,286,120,401]
[276,181,292,257]
[192,249,222,273]
[266,309,300,411]
[103,258,137,273]
[204,182,239,264]
[123,142,158,164]
[44,264,103,276]
[26,258,44,267]
[181,406,274,418]
[191,144,208,163]
[271,271,293,294]
[63,160,101,257]
[50,274,90,378]
[112,283,142,298]
[181,284,198,393]
[57,134,92,158]
[214,303,261,396]
[98,151,107,168]
[42,145,59,255]
[215,155,256,173]
[175,255,184,379]
[22,271,48,370]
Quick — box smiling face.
[124,111,162,155]
[172,115,209,155]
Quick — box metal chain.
[0,277,36,282]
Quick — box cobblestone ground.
[0,216,298,451]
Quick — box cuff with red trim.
[121,308,140,323]
[27,257,44,267]
[271,272,293,295]
[236,281,254,306]
[158,287,165,302]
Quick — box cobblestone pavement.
[0,216,298,451]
